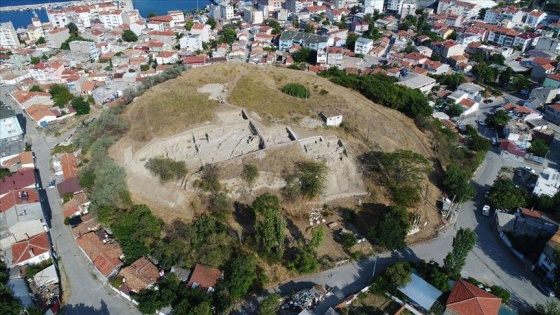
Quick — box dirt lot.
[110,63,443,244]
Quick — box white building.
[243,8,264,24]
[533,168,560,197]
[538,231,560,281]
[397,73,436,93]
[399,0,417,17]
[220,4,235,19]
[363,0,384,14]
[99,10,125,28]
[7,232,51,268]
[525,10,547,28]
[180,34,203,51]
[190,23,211,42]
[320,110,343,126]
[354,37,373,54]
[0,22,21,49]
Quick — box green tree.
[49,83,73,107]
[498,67,513,87]
[490,110,510,126]
[370,262,412,293]
[368,205,410,250]
[258,293,282,315]
[512,75,531,93]
[443,164,476,202]
[185,19,194,31]
[527,138,549,157]
[478,8,488,19]
[288,248,319,274]
[29,85,43,92]
[66,22,78,36]
[308,226,324,249]
[224,252,257,300]
[197,164,221,193]
[253,194,286,255]
[147,12,158,18]
[339,232,357,248]
[447,30,459,40]
[444,227,477,278]
[0,284,23,315]
[346,33,359,50]
[489,177,527,210]
[295,160,328,199]
[376,150,431,190]
[206,17,217,29]
[30,56,41,64]
[293,47,313,63]
[281,82,310,98]
[122,29,138,42]
[36,36,46,44]
[71,96,91,115]
[145,157,188,182]
[532,301,560,315]
[304,23,315,33]
[447,104,464,117]
[429,267,450,291]
[490,285,510,303]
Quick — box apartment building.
[0,22,21,49]
[69,41,100,60]
[99,10,125,28]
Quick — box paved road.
[1,90,140,315]
[237,149,553,314]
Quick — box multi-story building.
[535,37,560,55]
[538,231,560,281]
[179,34,203,51]
[483,6,524,24]
[399,0,417,17]
[512,32,540,51]
[437,0,485,20]
[45,27,70,49]
[69,40,99,60]
[259,0,286,12]
[386,0,402,12]
[279,31,332,51]
[220,4,235,19]
[544,103,560,125]
[525,10,547,28]
[363,0,384,14]
[99,10,125,28]
[354,37,373,54]
[487,26,520,47]
[191,24,211,42]
[243,8,264,24]
[167,10,185,25]
[0,22,21,49]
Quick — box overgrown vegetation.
[24,259,53,278]
[368,205,410,250]
[145,157,188,182]
[281,83,310,99]
[241,163,259,186]
[318,67,432,118]
[252,194,286,258]
[444,228,477,279]
[370,262,412,294]
[283,160,328,200]
[489,177,527,210]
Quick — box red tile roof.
[0,169,36,196]
[446,280,501,315]
[60,154,78,180]
[118,257,159,293]
[0,189,40,213]
[521,208,543,219]
[76,232,122,277]
[11,232,50,266]
[499,140,526,158]
[188,263,221,290]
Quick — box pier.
[0,1,82,12]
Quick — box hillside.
[110,63,441,242]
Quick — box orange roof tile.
[188,263,221,290]
[0,189,40,212]
[76,232,122,277]
[11,232,50,265]
[60,153,78,180]
[446,279,501,315]
[118,257,159,293]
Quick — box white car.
[482,205,491,217]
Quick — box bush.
[145,157,188,182]
[197,164,221,193]
[25,259,52,278]
[490,285,511,303]
[339,233,357,248]
[281,83,310,99]
[241,163,259,185]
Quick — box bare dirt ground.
[110,63,443,243]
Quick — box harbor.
[0,1,79,12]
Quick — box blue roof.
[398,273,443,311]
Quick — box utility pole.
[372,255,378,278]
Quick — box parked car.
[483,99,492,104]
[537,284,556,297]
[484,190,490,198]
[482,205,491,217]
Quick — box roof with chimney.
[10,232,50,266]
[446,279,501,315]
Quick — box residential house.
[442,41,465,59]
[69,41,100,60]
[531,63,556,80]
[279,31,332,51]
[118,257,160,293]
[0,152,34,172]
[0,169,37,198]
[62,191,89,218]
[533,168,560,197]
[0,116,24,150]
[499,139,527,158]
[76,230,123,278]
[459,98,479,116]
[188,263,222,291]
[155,51,178,64]
[525,10,547,28]
[484,6,524,24]
[455,83,484,101]
[354,37,373,55]
[544,74,560,89]
[167,10,186,25]
[56,176,81,197]
[535,37,560,56]
[7,232,50,268]
[243,8,264,24]
[487,26,520,47]
[538,230,560,280]
[545,104,560,125]
[327,9,350,22]
[179,34,202,52]
[445,279,502,315]
[423,60,449,75]
[190,24,211,42]
[403,52,428,66]
[513,33,540,52]
[148,30,176,45]
[60,153,78,180]
[26,105,59,127]
[495,211,516,233]
[397,73,436,93]
[0,189,43,249]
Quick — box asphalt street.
[1,90,140,315]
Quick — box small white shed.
[319,109,343,127]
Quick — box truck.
[482,205,491,217]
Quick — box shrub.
[25,259,52,278]
[339,233,357,248]
[145,157,188,182]
[241,163,259,185]
[281,83,310,99]
[491,285,511,303]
